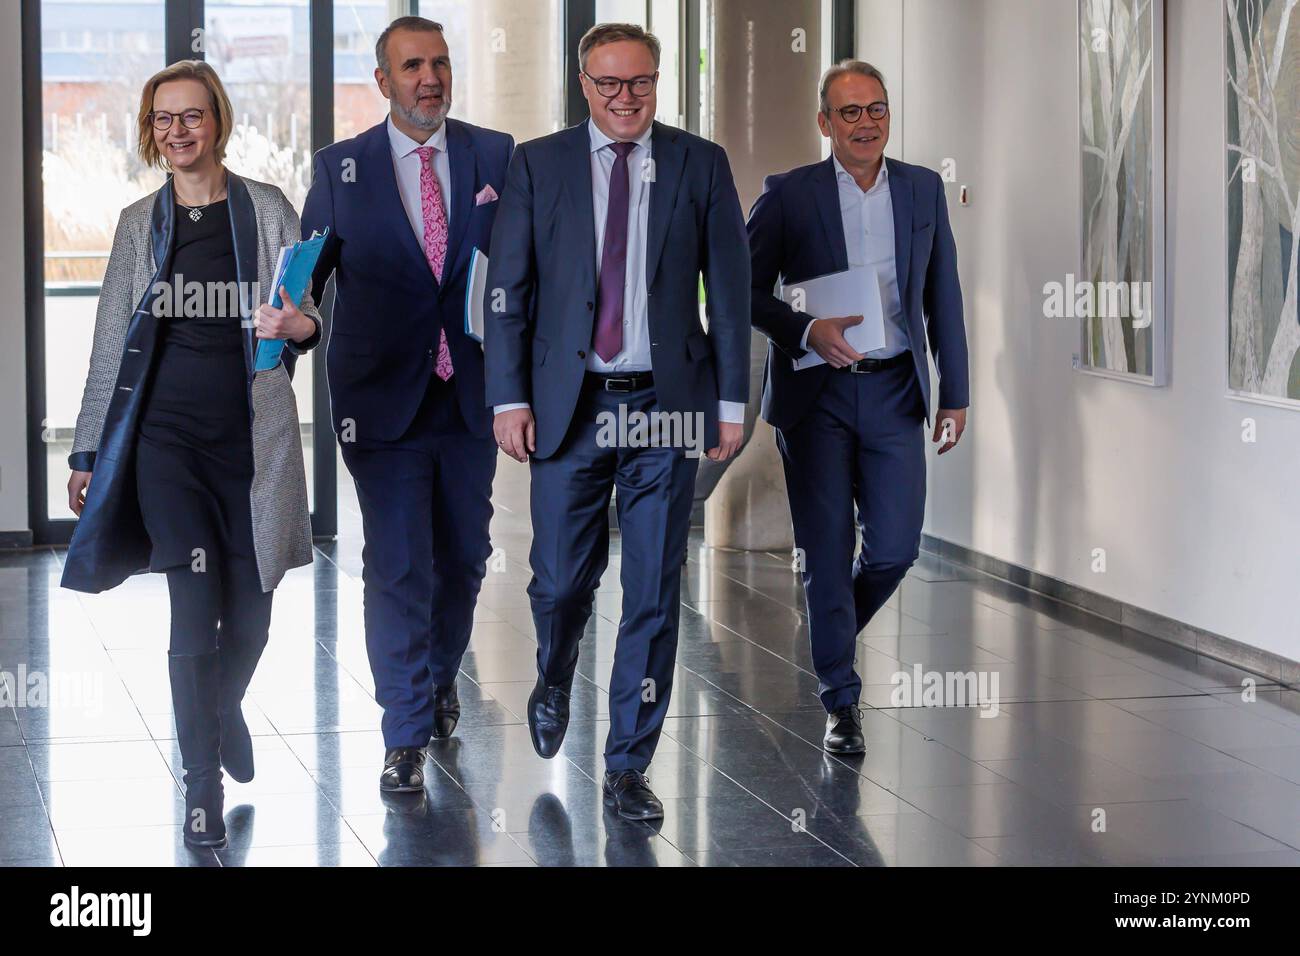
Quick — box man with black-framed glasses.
[748,60,970,756]
[485,22,750,821]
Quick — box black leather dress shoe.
[431,683,461,740]
[379,747,427,792]
[527,679,570,758]
[602,770,664,821]
[823,706,866,754]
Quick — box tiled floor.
[4,450,1300,866]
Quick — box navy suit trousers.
[776,360,927,712]
[340,374,497,748]
[527,384,699,772]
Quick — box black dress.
[135,199,256,573]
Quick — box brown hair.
[136,60,234,170]
[578,22,662,73]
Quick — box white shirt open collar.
[832,152,889,194]
[387,114,448,158]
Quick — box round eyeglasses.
[830,101,889,124]
[149,109,206,132]
[583,72,658,98]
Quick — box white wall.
[0,0,30,536]
[857,0,1299,663]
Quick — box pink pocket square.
[475,185,499,206]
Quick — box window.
[39,0,166,522]
[205,0,317,508]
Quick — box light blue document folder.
[254,228,329,371]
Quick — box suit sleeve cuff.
[287,316,322,354]
[493,403,531,415]
[68,451,96,472]
[718,401,745,425]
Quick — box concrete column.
[702,0,825,551]
[464,1,563,142]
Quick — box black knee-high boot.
[169,651,226,848]
[217,628,268,784]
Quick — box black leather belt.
[584,370,655,392]
[839,352,912,374]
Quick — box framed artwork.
[1225,0,1300,407]
[1077,0,1166,384]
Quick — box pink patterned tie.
[416,145,453,381]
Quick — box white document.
[465,248,488,347]
[267,245,291,305]
[779,265,887,370]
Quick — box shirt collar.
[387,114,448,159]
[588,117,653,154]
[832,152,889,194]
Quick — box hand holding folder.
[780,265,887,370]
[255,228,329,371]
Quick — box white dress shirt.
[496,119,743,426]
[800,155,909,358]
[387,115,451,245]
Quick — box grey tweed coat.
[62,173,321,594]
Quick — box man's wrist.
[799,318,817,351]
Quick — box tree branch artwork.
[1226,0,1300,402]
[1079,0,1156,376]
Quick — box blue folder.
[254,228,329,371]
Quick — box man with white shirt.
[484,23,749,820]
[301,16,514,791]
[748,60,970,755]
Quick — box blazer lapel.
[363,123,437,290]
[888,158,913,302]
[812,158,849,274]
[149,177,176,274]
[442,119,477,291]
[224,172,261,377]
[559,123,598,309]
[645,122,686,289]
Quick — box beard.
[394,90,452,131]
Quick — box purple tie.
[593,141,636,363]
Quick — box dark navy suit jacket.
[748,156,968,431]
[302,118,514,441]
[483,121,751,460]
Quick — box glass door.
[34,0,167,540]
[27,0,338,543]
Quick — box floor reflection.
[2,457,1299,866]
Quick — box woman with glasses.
[62,60,320,850]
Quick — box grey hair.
[375,15,445,76]
[579,22,662,72]
[819,59,888,113]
